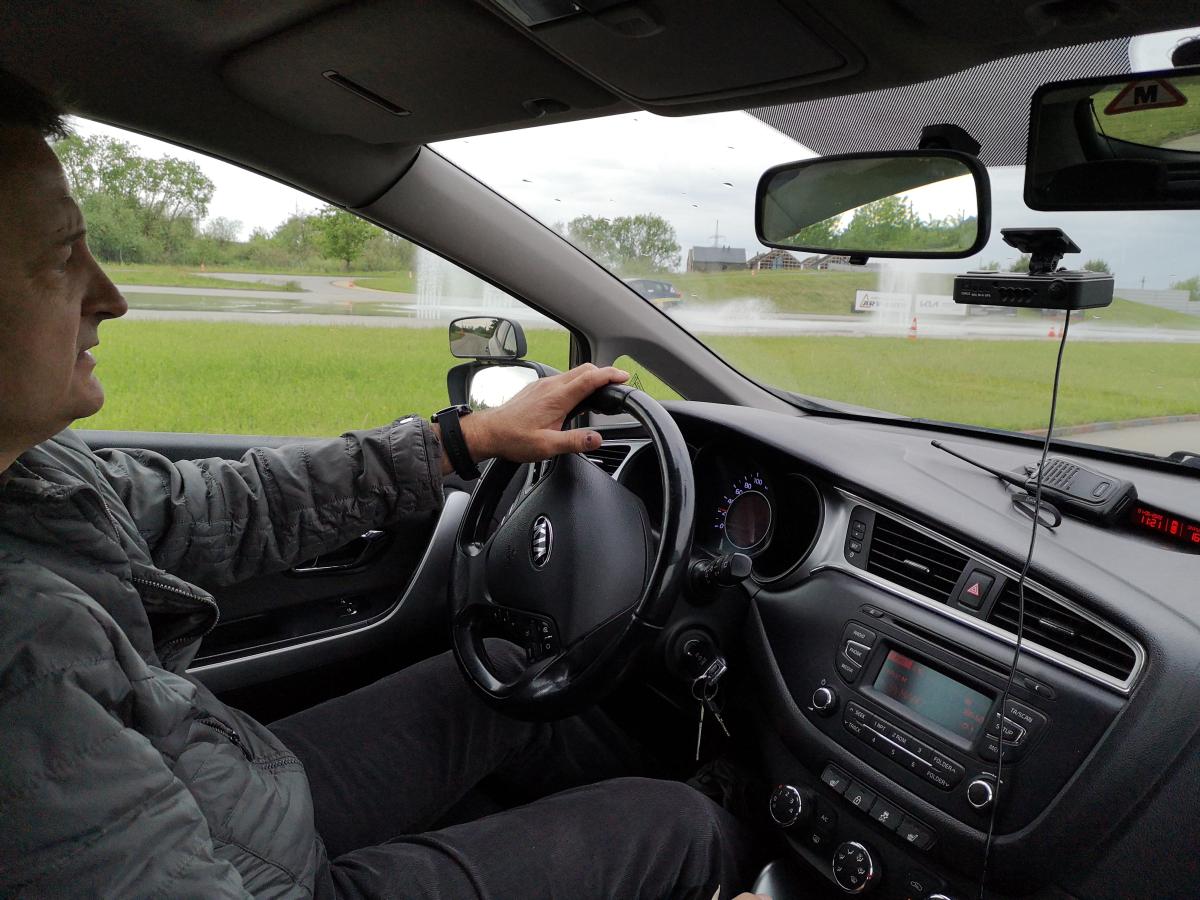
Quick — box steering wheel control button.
[812,686,838,715]
[868,797,902,831]
[769,784,808,828]
[966,777,996,811]
[843,782,878,814]
[821,764,851,795]
[842,622,878,647]
[485,607,559,662]
[832,841,879,894]
[896,817,936,851]
[957,569,995,610]
[837,657,862,683]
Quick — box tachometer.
[714,471,773,551]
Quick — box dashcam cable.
[977,312,1071,900]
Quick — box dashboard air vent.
[987,583,1136,681]
[866,515,969,604]
[584,443,631,476]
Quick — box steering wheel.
[450,384,694,719]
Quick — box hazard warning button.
[957,570,995,610]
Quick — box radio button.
[836,657,862,683]
[843,622,878,647]
[919,766,955,791]
[844,782,878,813]
[986,715,1027,745]
[843,640,871,666]
[846,702,869,722]
[844,717,867,739]
[978,735,1024,763]
[997,700,1047,734]
[926,752,965,785]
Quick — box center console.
[749,567,1127,896]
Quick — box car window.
[60,119,570,436]
[434,31,1200,464]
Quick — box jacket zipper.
[256,755,304,773]
[130,574,222,650]
[197,714,254,761]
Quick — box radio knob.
[768,784,810,828]
[832,841,880,893]
[966,777,996,811]
[812,686,838,715]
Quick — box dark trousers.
[270,646,755,900]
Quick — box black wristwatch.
[431,404,481,481]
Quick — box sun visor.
[488,0,858,106]
[222,0,622,145]
[751,39,1132,167]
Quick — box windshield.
[435,30,1200,462]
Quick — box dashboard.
[602,402,1200,900]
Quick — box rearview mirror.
[1026,66,1200,210]
[448,316,528,360]
[756,150,990,259]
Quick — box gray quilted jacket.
[0,419,443,897]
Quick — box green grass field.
[103,265,303,292]
[79,321,1200,437]
[353,273,417,293]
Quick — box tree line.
[53,134,413,272]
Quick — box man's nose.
[82,260,128,321]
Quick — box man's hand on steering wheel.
[434,363,630,474]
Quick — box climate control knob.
[966,777,996,811]
[832,841,879,894]
[811,686,838,715]
[768,784,810,828]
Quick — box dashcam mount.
[1000,227,1080,275]
[953,226,1113,311]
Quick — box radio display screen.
[873,649,990,741]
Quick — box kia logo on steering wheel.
[531,516,553,569]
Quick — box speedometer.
[714,471,773,551]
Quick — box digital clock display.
[1131,505,1200,547]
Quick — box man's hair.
[0,68,68,139]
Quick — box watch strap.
[433,406,481,480]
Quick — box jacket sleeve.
[91,416,444,586]
[0,572,250,898]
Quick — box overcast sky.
[70,28,1200,289]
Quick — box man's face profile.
[0,127,127,457]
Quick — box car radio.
[831,628,1048,772]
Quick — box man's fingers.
[547,427,603,455]
[559,364,630,407]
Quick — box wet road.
[116,279,1200,343]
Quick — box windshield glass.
[435,30,1200,461]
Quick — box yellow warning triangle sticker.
[1103,79,1188,115]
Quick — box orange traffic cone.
[1048,323,1057,339]
[908,317,918,340]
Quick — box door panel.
[78,429,462,693]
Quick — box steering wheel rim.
[450,384,693,719]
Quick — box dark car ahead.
[624,278,684,310]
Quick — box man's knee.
[600,777,727,837]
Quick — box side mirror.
[447,315,554,408]
[756,150,990,260]
[1026,66,1200,210]
[449,316,528,360]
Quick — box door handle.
[290,530,390,575]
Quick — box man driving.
[0,70,767,898]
